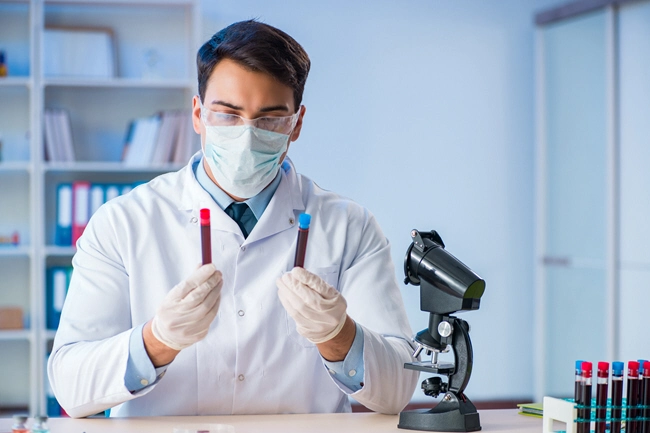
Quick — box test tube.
[628,361,641,433]
[642,361,650,433]
[640,359,648,423]
[595,362,609,433]
[293,213,311,268]
[575,360,584,405]
[611,361,624,433]
[580,361,593,433]
[200,208,211,265]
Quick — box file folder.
[55,183,73,246]
[46,267,70,330]
[71,181,91,246]
[89,184,105,217]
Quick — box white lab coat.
[48,153,419,418]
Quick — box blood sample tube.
[200,208,211,265]
[640,359,648,423]
[611,362,624,433]
[595,362,609,433]
[575,360,584,404]
[628,361,641,433]
[611,361,624,433]
[580,361,593,433]
[293,213,311,268]
[642,361,650,433]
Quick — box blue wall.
[201,0,560,402]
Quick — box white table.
[0,409,543,433]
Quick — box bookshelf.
[0,0,201,416]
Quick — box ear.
[289,105,306,143]
[192,95,203,135]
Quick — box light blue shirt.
[125,158,365,394]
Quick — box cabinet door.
[618,1,650,363]
[539,9,609,397]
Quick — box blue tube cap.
[612,361,624,375]
[298,213,311,230]
[575,360,583,370]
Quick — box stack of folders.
[122,110,200,166]
[55,181,143,247]
[44,108,76,162]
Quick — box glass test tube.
[628,361,641,433]
[200,208,211,265]
[641,361,650,433]
[595,362,609,433]
[611,361,624,433]
[293,213,311,268]
[579,361,593,433]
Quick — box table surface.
[0,409,544,433]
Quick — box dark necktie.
[225,202,252,238]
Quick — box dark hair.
[197,20,311,112]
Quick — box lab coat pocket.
[284,265,341,349]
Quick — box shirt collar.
[194,157,282,221]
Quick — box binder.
[121,184,133,195]
[46,266,70,330]
[71,181,91,246]
[105,184,121,202]
[44,110,60,161]
[89,184,105,217]
[45,352,63,417]
[55,183,73,246]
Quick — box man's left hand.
[277,267,349,345]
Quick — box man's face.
[192,58,306,194]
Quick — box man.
[48,19,419,418]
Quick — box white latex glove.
[276,267,347,344]
[151,264,223,351]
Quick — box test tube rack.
[543,396,650,433]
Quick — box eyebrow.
[209,100,290,114]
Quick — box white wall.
[200,0,560,403]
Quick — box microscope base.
[398,393,481,432]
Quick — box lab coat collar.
[178,152,306,242]
[244,157,306,244]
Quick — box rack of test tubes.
[543,360,650,433]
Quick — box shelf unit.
[0,0,201,416]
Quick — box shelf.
[0,77,31,88]
[45,246,75,257]
[44,161,185,173]
[1,0,200,416]
[0,247,30,258]
[44,0,194,6]
[0,162,31,173]
[0,329,32,341]
[43,77,194,89]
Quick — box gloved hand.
[277,267,347,344]
[151,264,223,351]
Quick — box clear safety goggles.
[200,100,301,135]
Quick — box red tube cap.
[200,208,210,225]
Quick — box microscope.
[398,230,486,432]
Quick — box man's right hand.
[149,264,223,354]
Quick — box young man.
[48,20,418,418]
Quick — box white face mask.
[203,125,290,198]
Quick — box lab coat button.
[238,374,245,381]
[348,369,356,377]
[190,217,198,224]
[289,218,295,225]
[238,310,245,317]
[241,246,246,251]
[140,379,149,386]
